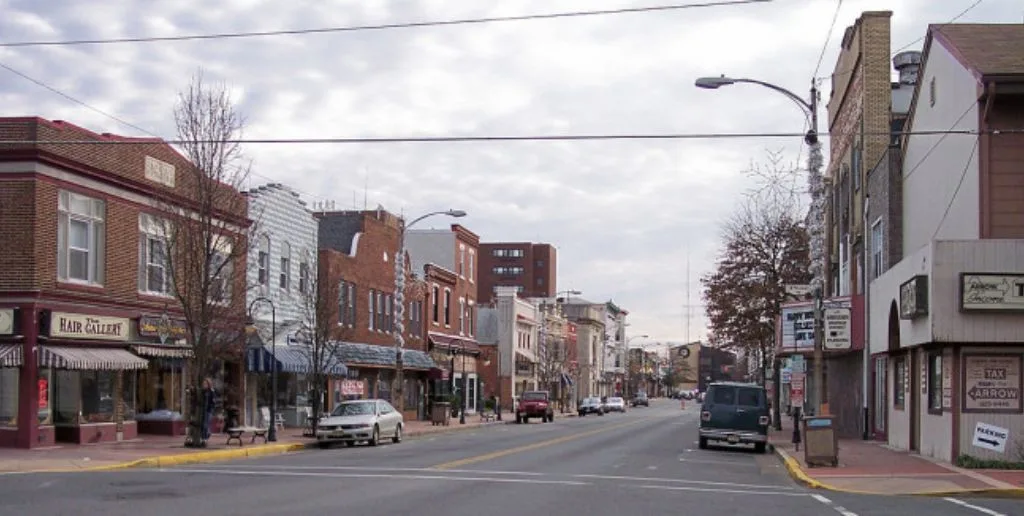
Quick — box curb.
[771,444,1024,498]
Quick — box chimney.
[893,50,922,85]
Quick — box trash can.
[431,402,451,426]
[802,415,838,467]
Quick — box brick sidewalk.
[0,411,512,474]
[769,415,1024,495]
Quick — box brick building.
[0,117,249,448]
[477,242,557,304]
[406,224,485,414]
[316,209,436,421]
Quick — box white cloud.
[0,0,1015,342]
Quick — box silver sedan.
[315,399,404,447]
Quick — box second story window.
[468,249,475,283]
[377,291,385,331]
[257,235,270,286]
[458,244,466,277]
[369,289,377,331]
[138,214,170,295]
[298,261,309,294]
[432,285,440,324]
[443,289,451,327]
[279,242,291,290]
[458,297,465,335]
[58,190,106,285]
[209,248,232,304]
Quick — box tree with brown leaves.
[701,171,810,429]
[163,71,254,448]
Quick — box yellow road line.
[431,417,656,470]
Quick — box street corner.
[772,445,839,492]
[77,442,314,472]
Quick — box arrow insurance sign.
[971,422,1009,453]
[962,354,1022,412]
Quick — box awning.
[131,344,193,359]
[0,345,23,367]
[561,372,574,386]
[246,345,348,376]
[333,342,436,370]
[38,346,148,371]
[427,332,481,355]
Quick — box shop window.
[893,356,906,410]
[38,368,52,425]
[0,368,18,427]
[873,357,886,433]
[927,353,943,414]
[404,378,419,412]
[122,371,137,420]
[53,370,117,424]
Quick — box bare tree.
[294,250,348,437]
[537,328,568,410]
[163,71,254,448]
[701,157,810,429]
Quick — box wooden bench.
[225,426,269,446]
[478,411,497,422]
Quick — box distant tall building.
[476,243,556,303]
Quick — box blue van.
[698,382,771,453]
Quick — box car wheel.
[345,441,355,447]
[393,424,403,444]
[578,411,585,417]
[598,411,604,416]
[523,416,529,424]
[754,442,767,454]
[317,441,331,449]
[698,437,708,449]
[368,425,380,447]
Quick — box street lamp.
[695,74,827,423]
[393,209,466,413]
[248,297,278,442]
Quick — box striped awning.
[131,344,193,359]
[0,345,22,367]
[246,345,348,376]
[38,346,149,371]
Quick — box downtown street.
[0,401,1019,516]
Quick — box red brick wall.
[0,180,37,290]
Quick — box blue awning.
[246,345,348,376]
[561,372,574,386]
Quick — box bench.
[225,426,269,446]
[478,411,497,422]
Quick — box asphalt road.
[1,400,1020,516]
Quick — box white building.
[477,286,540,411]
[868,24,1024,463]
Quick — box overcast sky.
[1,0,1017,344]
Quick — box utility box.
[802,415,838,467]
[431,402,451,426]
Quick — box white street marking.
[811,492,858,516]
[647,466,658,470]
[943,498,1007,516]
[159,468,590,486]
[630,484,809,497]
[678,458,756,466]
[178,465,549,476]
[571,473,798,490]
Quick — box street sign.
[781,368,792,384]
[785,284,812,298]
[790,372,805,406]
[971,422,1009,453]
[823,307,851,350]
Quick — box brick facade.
[477,242,557,304]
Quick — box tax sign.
[962,354,1023,413]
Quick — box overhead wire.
[929,138,979,241]
[812,0,844,80]
[0,0,772,48]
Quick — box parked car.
[631,393,649,407]
[578,397,606,416]
[698,382,770,453]
[604,396,627,413]
[316,399,403,448]
[517,390,555,423]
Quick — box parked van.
[698,382,770,453]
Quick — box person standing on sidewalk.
[201,378,217,441]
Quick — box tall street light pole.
[393,209,466,413]
[248,297,278,442]
[695,75,826,422]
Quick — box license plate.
[727,434,740,444]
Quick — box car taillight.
[700,411,711,422]
[759,416,770,426]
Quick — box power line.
[0,0,772,48]
[929,138,979,241]
[812,0,844,79]
[0,129,1001,147]
[901,100,977,182]
[822,0,985,82]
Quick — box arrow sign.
[968,386,1020,401]
[977,437,1000,448]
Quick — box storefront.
[428,333,481,415]
[0,307,23,446]
[334,342,435,421]
[869,241,1024,464]
[245,340,348,428]
[131,314,192,435]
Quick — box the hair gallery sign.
[49,312,130,341]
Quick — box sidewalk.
[769,415,1024,497]
[0,411,510,475]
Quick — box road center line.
[429,417,657,470]
[570,473,798,490]
[943,497,1007,516]
[158,467,590,486]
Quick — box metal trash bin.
[802,415,838,467]
[431,402,451,426]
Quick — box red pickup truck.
[516,390,555,424]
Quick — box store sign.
[962,354,1023,413]
[823,308,851,350]
[899,275,929,319]
[49,312,130,341]
[779,304,815,350]
[961,273,1024,312]
[335,379,365,397]
[139,315,188,343]
[0,308,14,336]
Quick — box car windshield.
[331,401,375,417]
[584,397,600,404]
[609,397,624,403]
[522,392,548,401]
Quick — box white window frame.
[431,284,440,326]
[298,260,309,294]
[57,190,105,285]
[138,214,171,296]
[369,289,376,331]
[458,297,466,335]
[870,218,884,279]
[279,242,291,290]
[458,244,466,278]
[257,235,270,286]
[443,288,452,327]
[209,244,233,305]
[468,249,475,283]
